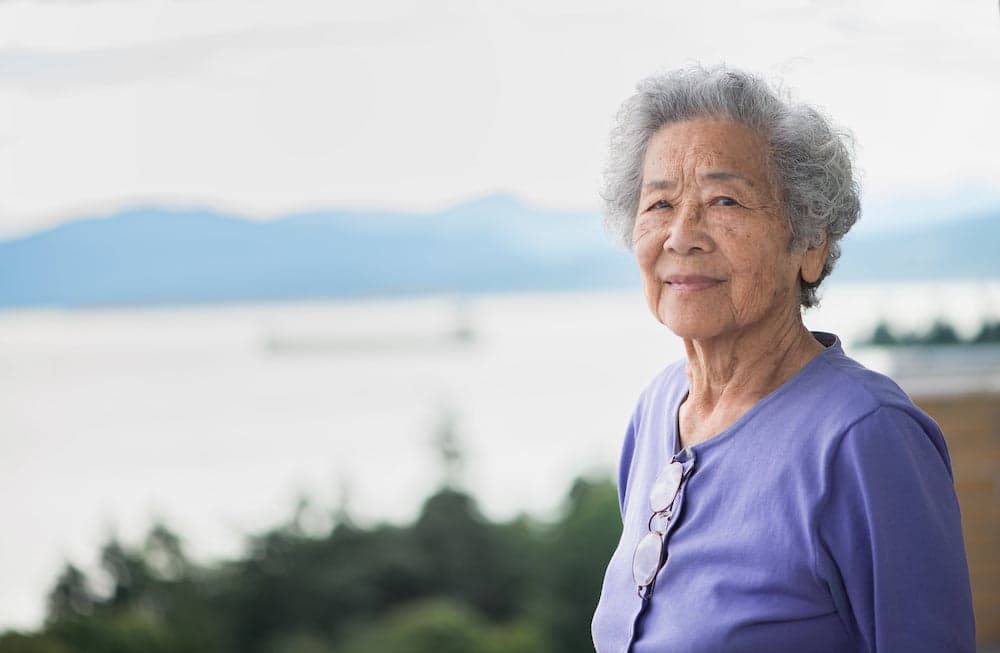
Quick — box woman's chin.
[658,316,727,342]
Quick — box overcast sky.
[0,0,998,237]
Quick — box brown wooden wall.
[915,393,1000,646]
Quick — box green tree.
[262,630,335,653]
[46,565,94,626]
[868,321,897,346]
[339,599,486,653]
[0,632,73,653]
[98,539,151,609]
[412,489,522,620]
[924,320,960,345]
[541,477,620,653]
[47,608,176,653]
[973,320,1000,344]
[7,469,623,653]
[432,408,465,489]
[482,618,551,653]
[143,523,190,582]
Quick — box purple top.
[591,333,975,652]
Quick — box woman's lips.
[663,275,724,291]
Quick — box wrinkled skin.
[633,118,828,447]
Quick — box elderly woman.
[590,66,975,652]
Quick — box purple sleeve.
[816,406,975,652]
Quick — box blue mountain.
[835,208,1000,280]
[0,195,997,309]
[0,194,636,308]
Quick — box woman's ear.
[800,239,829,284]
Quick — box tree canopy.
[1,477,620,653]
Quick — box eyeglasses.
[632,458,689,599]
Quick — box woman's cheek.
[634,220,665,257]
[633,235,656,272]
[632,220,652,247]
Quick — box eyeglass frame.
[632,453,694,599]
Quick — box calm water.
[2,281,998,630]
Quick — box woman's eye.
[714,196,740,207]
[650,200,672,210]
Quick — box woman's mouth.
[663,275,724,292]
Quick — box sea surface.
[2,281,999,631]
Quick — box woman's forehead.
[643,119,767,171]
[640,121,772,196]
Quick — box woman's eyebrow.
[699,170,756,187]
[642,172,756,193]
[641,178,677,192]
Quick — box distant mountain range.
[1,195,997,309]
[835,212,1000,280]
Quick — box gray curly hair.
[601,64,861,308]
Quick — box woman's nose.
[663,204,711,255]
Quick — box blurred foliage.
[864,318,1000,346]
[973,320,1000,344]
[0,477,620,653]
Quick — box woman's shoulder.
[808,334,928,422]
[798,334,950,469]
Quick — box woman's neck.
[679,315,824,448]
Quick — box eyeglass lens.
[632,460,686,592]
[648,460,684,513]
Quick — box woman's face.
[634,118,825,343]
